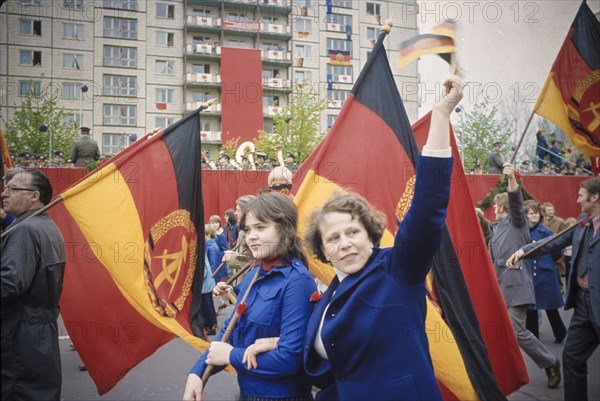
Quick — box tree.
[253,83,327,163]
[454,99,512,172]
[1,82,78,159]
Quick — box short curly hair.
[304,192,387,264]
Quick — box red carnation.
[310,291,323,303]
[236,303,247,317]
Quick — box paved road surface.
[60,304,599,401]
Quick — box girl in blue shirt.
[183,192,316,401]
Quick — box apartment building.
[0,0,419,159]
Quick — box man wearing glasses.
[1,170,66,401]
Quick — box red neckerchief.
[261,256,282,272]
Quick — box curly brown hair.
[304,192,387,264]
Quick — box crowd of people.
[2,76,599,401]
[201,150,300,173]
[479,132,594,176]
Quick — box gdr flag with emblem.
[534,0,600,157]
[55,110,207,394]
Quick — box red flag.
[293,31,526,399]
[55,109,208,394]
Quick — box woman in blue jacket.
[183,192,316,401]
[524,202,567,343]
[245,75,463,401]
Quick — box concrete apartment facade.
[0,0,419,159]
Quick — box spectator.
[69,127,100,168]
[536,130,550,171]
[487,142,504,174]
[549,140,565,168]
[255,151,272,171]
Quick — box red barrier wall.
[42,169,587,225]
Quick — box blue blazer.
[304,155,452,401]
[525,215,600,325]
[527,222,563,310]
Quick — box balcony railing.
[187,72,221,84]
[186,43,222,56]
[264,105,283,116]
[260,22,290,34]
[186,102,221,112]
[327,99,343,109]
[200,131,222,142]
[187,15,216,27]
[262,49,290,61]
[263,77,290,89]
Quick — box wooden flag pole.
[509,109,536,164]
[201,267,261,386]
[520,218,586,260]
[1,196,63,239]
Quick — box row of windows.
[17,1,176,15]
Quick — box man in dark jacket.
[1,170,66,401]
[508,177,600,401]
[487,142,504,174]
[69,126,100,168]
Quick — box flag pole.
[2,101,217,240]
[508,109,536,164]
[201,267,261,386]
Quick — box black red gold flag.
[54,109,208,394]
[293,31,527,400]
[534,0,600,158]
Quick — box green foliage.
[254,83,327,163]
[2,82,78,159]
[454,99,512,172]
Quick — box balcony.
[336,74,353,84]
[259,0,292,15]
[327,99,343,109]
[186,72,221,89]
[260,22,292,40]
[263,77,290,88]
[264,105,283,116]
[186,16,222,34]
[186,101,221,113]
[261,49,292,67]
[186,43,222,61]
[200,131,222,142]
[221,19,261,37]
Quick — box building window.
[103,75,137,97]
[260,42,283,51]
[326,13,352,30]
[19,50,42,66]
[328,90,349,105]
[326,38,351,51]
[156,3,175,19]
[104,17,137,39]
[263,96,279,107]
[19,80,41,96]
[263,120,273,133]
[62,83,82,100]
[155,117,174,128]
[191,7,213,18]
[294,70,312,84]
[366,2,381,16]
[327,114,337,129]
[294,44,311,59]
[103,104,136,125]
[295,18,311,35]
[331,0,352,8]
[191,92,211,103]
[156,88,175,103]
[62,113,81,127]
[102,133,128,155]
[156,31,174,47]
[367,27,379,42]
[104,46,137,68]
[156,60,175,75]
[226,39,248,48]
[191,64,210,73]
[19,0,41,5]
[64,0,84,10]
[19,19,42,35]
[63,53,84,70]
[64,23,84,40]
[103,0,138,10]
[327,65,352,82]
[200,119,211,132]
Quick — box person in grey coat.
[1,170,66,401]
[488,163,561,389]
[508,177,600,401]
[487,142,504,173]
[69,126,100,168]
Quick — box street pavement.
[60,304,599,401]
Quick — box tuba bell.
[235,141,256,170]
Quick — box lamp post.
[79,84,88,127]
[39,123,50,161]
